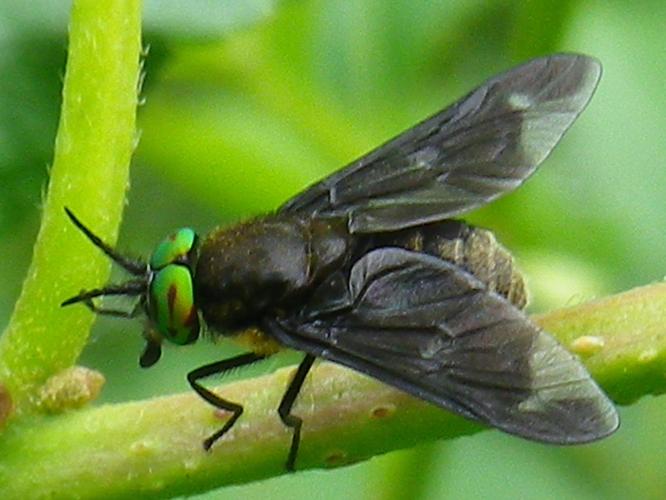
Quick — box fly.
[63,54,619,471]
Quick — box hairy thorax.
[194,215,350,331]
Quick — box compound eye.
[150,228,196,269]
[149,264,199,345]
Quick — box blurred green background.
[1,0,665,498]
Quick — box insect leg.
[61,281,146,307]
[187,353,266,450]
[278,354,316,472]
[80,298,143,318]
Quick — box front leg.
[81,298,143,318]
[187,353,266,450]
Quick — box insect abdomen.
[435,226,527,309]
[361,221,527,309]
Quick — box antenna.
[64,207,146,276]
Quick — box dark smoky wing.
[280,54,601,233]
[266,248,618,443]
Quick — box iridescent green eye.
[149,264,199,345]
[150,228,196,269]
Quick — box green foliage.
[0,0,665,498]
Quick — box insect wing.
[265,248,618,443]
[280,54,601,233]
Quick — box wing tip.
[519,53,603,107]
[496,394,620,445]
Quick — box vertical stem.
[0,0,142,415]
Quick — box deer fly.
[63,53,619,471]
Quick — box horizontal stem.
[1,282,665,498]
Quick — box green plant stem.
[535,282,666,404]
[0,0,141,415]
[1,282,665,498]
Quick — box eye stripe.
[167,284,178,322]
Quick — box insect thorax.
[194,215,351,332]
